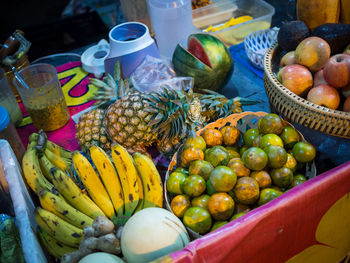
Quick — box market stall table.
[12,43,350,263]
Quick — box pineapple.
[76,61,256,156]
[75,108,111,153]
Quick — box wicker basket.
[264,42,350,139]
[164,111,317,239]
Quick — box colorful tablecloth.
[17,61,95,150]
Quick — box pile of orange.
[167,113,316,235]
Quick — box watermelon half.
[172,33,234,92]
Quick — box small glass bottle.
[0,68,23,126]
[0,106,25,162]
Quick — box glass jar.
[0,106,25,162]
[0,68,23,126]
[13,63,70,132]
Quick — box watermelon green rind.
[172,34,234,92]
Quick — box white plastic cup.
[147,0,193,60]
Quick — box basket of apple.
[264,21,350,139]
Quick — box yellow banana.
[111,144,140,218]
[72,151,116,221]
[34,207,83,247]
[39,154,54,182]
[133,152,163,208]
[44,148,71,172]
[37,227,76,259]
[38,190,93,229]
[29,132,73,159]
[22,146,55,194]
[50,167,105,219]
[89,145,124,217]
[134,173,144,213]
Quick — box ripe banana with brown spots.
[38,189,93,229]
[111,144,140,219]
[133,152,163,208]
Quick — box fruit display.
[165,113,316,236]
[21,130,163,260]
[77,60,254,157]
[276,21,350,112]
[172,33,234,92]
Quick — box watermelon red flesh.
[188,36,212,68]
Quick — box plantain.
[44,148,72,172]
[29,132,73,159]
[34,207,83,248]
[50,167,105,219]
[38,190,93,229]
[133,152,163,208]
[22,144,55,194]
[111,144,140,219]
[37,227,76,259]
[89,145,124,217]
[72,151,116,221]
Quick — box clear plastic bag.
[131,55,193,93]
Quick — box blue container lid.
[0,106,10,130]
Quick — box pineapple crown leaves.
[88,60,134,107]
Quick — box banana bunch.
[73,143,164,226]
[22,131,163,259]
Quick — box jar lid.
[0,106,10,130]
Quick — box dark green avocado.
[277,20,310,52]
[311,23,350,54]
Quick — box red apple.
[313,69,328,87]
[344,44,350,56]
[277,64,313,96]
[343,96,350,112]
[323,54,350,88]
[295,37,331,72]
[307,84,340,110]
[280,51,296,68]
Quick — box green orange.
[181,147,204,167]
[258,113,284,135]
[182,175,206,197]
[191,194,210,209]
[292,142,316,163]
[220,126,240,146]
[209,166,237,192]
[210,221,228,232]
[189,160,214,180]
[290,174,307,188]
[270,167,293,188]
[258,188,283,206]
[283,153,297,172]
[234,177,260,205]
[167,172,187,195]
[170,195,191,218]
[183,207,212,234]
[242,147,268,171]
[259,134,284,149]
[204,146,230,167]
[243,128,260,147]
[174,167,189,175]
[250,170,272,189]
[227,158,250,178]
[183,135,206,151]
[264,145,288,168]
[207,193,235,221]
[201,128,223,147]
[280,126,301,149]
[206,180,217,195]
[226,146,240,159]
[230,211,247,221]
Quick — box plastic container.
[13,63,70,132]
[0,106,25,162]
[0,68,23,126]
[192,0,275,46]
[147,0,194,59]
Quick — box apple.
[344,44,350,56]
[343,96,350,112]
[307,84,340,110]
[323,54,350,88]
[277,64,313,96]
[280,51,296,68]
[313,69,328,87]
[295,37,331,72]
